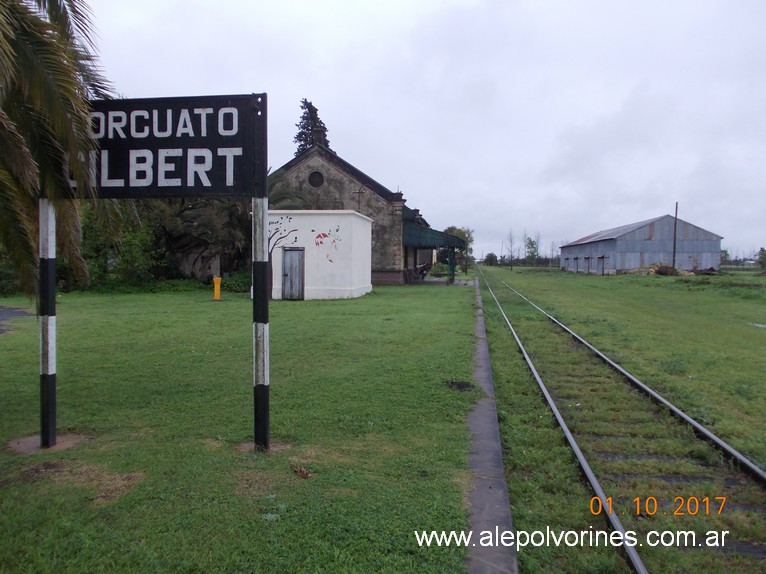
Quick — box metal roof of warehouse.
[561,214,722,248]
[562,216,668,247]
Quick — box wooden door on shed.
[282,247,305,300]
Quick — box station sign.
[89,94,266,198]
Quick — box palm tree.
[0,0,113,295]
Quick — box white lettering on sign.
[92,147,243,188]
[131,111,150,138]
[90,103,246,190]
[130,149,153,186]
[99,150,124,187]
[153,110,172,137]
[217,148,243,185]
[218,107,238,136]
[90,107,240,139]
[176,109,193,137]
[188,149,212,186]
[158,149,182,186]
[108,111,127,139]
[194,108,213,136]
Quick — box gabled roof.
[561,215,722,248]
[271,144,465,249]
[562,216,666,247]
[270,144,404,203]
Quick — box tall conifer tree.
[293,98,331,155]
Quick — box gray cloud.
[90,0,766,258]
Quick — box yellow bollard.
[213,276,222,301]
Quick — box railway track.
[478,267,766,573]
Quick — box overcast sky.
[88,0,765,259]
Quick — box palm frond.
[54,197,88,284]
[0,166,37,292]
[34,0,98,52]
[7,2,96,198]
[32,0,113,97]
[1,0,110,295]
[0,108,39,192]
[0,3,16,88]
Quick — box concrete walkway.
[465,283,518,573]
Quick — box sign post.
[252,195,269,449]
[37,93,269,449]
[249,96,269,450]
[39,198,57,447]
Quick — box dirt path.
[0,305,33,334]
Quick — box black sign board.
[90,94,266,198]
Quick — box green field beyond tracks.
[481,267,766,573]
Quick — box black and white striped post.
[252,194,269,449]
[39,198,57,447]
[252,93,269,451]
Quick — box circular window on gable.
[308,171,325,188]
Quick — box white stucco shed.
[268,210,372,300]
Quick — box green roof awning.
[403,220,466,249]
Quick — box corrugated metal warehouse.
[560,215,723,274]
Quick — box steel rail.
[481,275,649,574]
[494,275,766,486]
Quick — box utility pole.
[672,202,678,270]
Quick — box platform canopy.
[402,206,465,249]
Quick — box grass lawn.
[1,285,478,572]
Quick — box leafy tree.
[0,244,19,295]
[443,226,474,257]
[442,226,474,273]
[76,198,251,286]
[758,247,766,271]
[113,223,154,284]
[142,198,250,280]
[70,201,119,285]
[293,98,331,155]
[0,0,114,295]
[506,229,514,269]
[484,252,498,266]
[525,237,539,266]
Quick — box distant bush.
[113,226,155,285]
[429,262,450,275]
[0,263,18,296]
[222,269,251,293]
